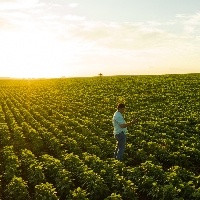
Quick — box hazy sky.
[0,0,200,78]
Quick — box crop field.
[0,74,200,200]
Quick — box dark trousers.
[114,132,126,161]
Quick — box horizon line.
[0,72,200,80]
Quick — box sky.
[0,0,200,78]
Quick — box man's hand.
[120,119,138,128]
[130,119,137,124]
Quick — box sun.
[0,28,77,78]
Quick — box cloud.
[0,17,14,29]
[64,14,85,21]
[68,3,79,8]
[0,0,40,10]
[54,15,200,75]
[0,0,43,30]
[66,20,181,51]
[176,12,200,35]
[1,1,200,76]
[0,0,86,32]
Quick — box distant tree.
[98,73,103,77]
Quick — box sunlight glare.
[0,29,78,78]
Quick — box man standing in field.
[113,103,136,161]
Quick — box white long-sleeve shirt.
[112,111,127,135]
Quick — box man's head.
[117,103,125,113]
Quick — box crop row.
[0,92,137,199]
[0,74,200,199]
